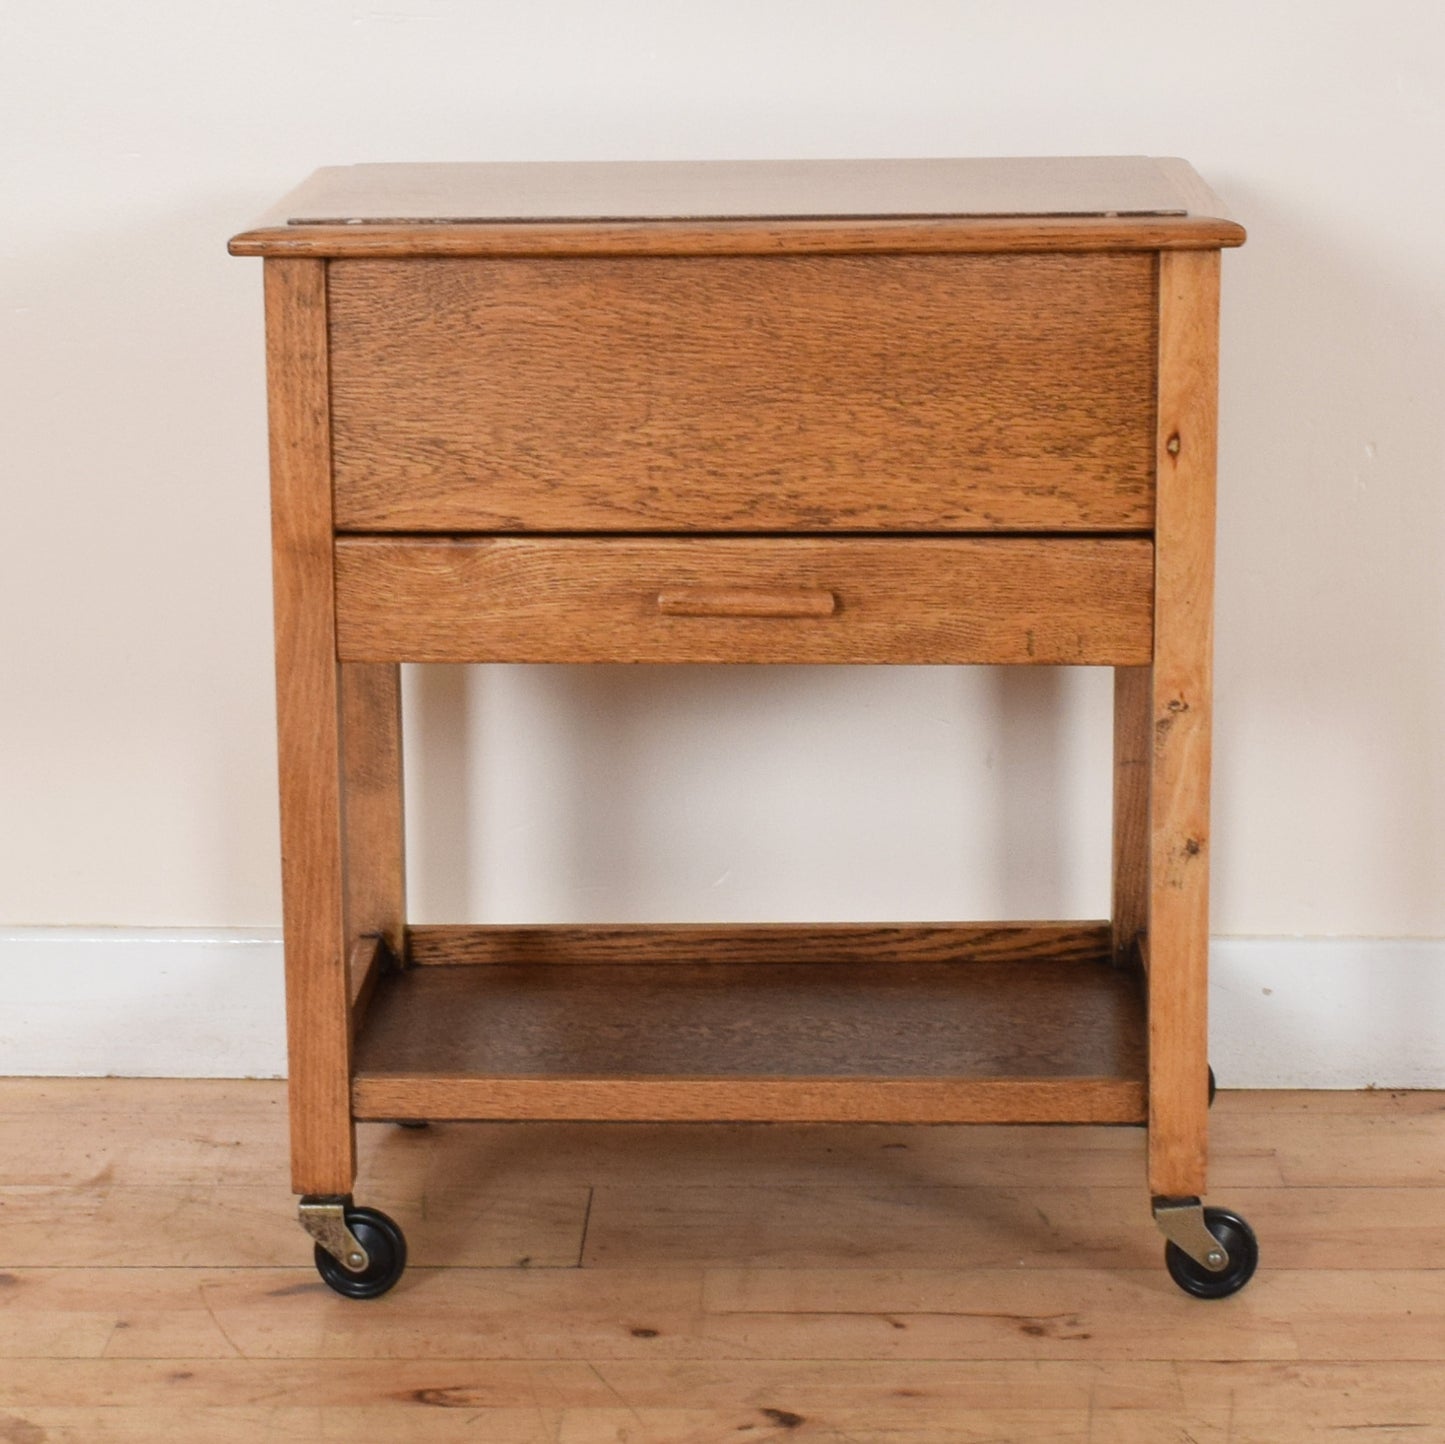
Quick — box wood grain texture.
[699,1269,1445,1362]
[2,1081,1441,1439]
[356,959,1142,1081]
[12,1235,1445,1366]
[15,1356,1445,1422]
[347,936,385,1042]
[333,536,1155,666]
[338,663,405,961]
[262,259,354,1197]
[12,1348,1445,1442]
[231,214,1245,259]
[0,1180,590,1271]
[581,1182,1445,1272]
[327,254,1157,533]
[15,1080,1426,1193]
[351,1075,1147,1126]
[1146,249,1221,1199]
[655,586,836,619]
[349,958,1146,1125]
[1111,665,1153,965]
[406,921,1113,968]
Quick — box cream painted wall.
[3,1,1442,936]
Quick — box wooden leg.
[266,258,355,1198]
[1146,249,1220,1201]
[340,662,407,967]
[1111,665,1151,968]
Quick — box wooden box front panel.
[328,254,1157,533]
[333,535,1154,666]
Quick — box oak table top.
[230,156,1244,257]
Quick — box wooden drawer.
[333,536,1153,665]
[327,254,1157,533]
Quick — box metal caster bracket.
[299,1197,371,1274]
[1153,1197,1228,1272]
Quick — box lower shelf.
[350,923,1146,1125]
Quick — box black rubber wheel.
[1165,1207,1258,1299]
[314,1206,407,1299]
[1208,1065,1217,1108]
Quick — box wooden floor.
[0,1083,1442,1442]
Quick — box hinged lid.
[229,156,1242,257]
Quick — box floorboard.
[0,1081,1440,1440]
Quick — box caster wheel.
[1165,1207,1257,1299]
[1208,1065,1217,1108]
[314,1206,407,1299]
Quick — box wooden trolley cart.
[230,156,1254,1299]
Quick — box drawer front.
[328,254,1157,533]
[333,536,1154,665]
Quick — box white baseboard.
[0,928,286,1078]
[1209,936,1445,1089]
[2,928,1442,1087]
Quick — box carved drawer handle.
[656,587,838,619]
